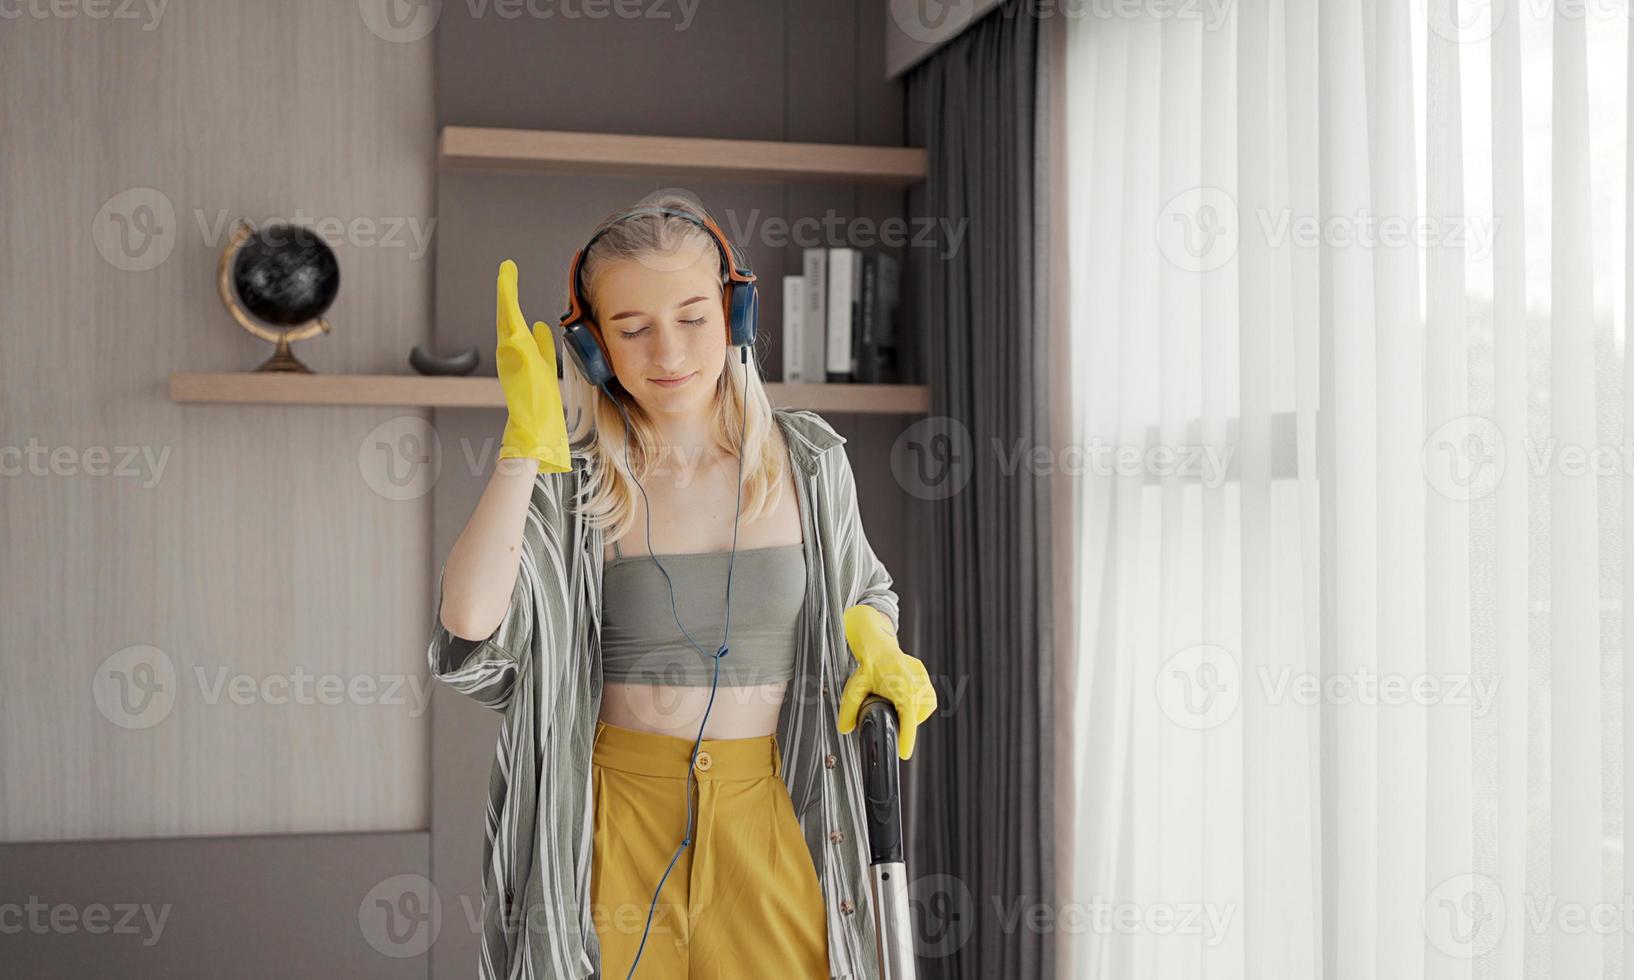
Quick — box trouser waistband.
[593,719,781,780]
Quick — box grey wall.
[0,833,432,980]
[885,0,1007,78]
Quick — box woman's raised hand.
[495,259,572,472]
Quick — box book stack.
[781,246,901,385]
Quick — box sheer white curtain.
[1057,1,1631,977]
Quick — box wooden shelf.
[171,373,502,408]
[169,373,930,414]
[438,126,929,186]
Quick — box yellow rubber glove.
[495,259,572,472]
[836,604,938,760]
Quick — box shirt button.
[829,830,844,844]
[824,754,837,769]
[839,899,855,915]
[822,683,830,697]
[694,751,713,772]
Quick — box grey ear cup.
[563,320,615,389]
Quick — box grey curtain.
[903,3,1055,978]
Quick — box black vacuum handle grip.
[857,694,906,865]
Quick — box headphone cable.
[607,345,752,979]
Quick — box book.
[782,276,805,382]
[801,248,828,384]
[860,254,879,383]
[874,252,900,382]
[854,252,901,383]
[826,247,861,382]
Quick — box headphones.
[559,206,759,388]
[559,206,758,980]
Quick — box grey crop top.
[599,540,806,687]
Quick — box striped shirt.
[429,408,898,979]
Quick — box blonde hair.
[563,193,786,544]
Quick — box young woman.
[430,196,937,980]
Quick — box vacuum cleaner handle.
[857,695,905,861]
[857,694,917,980]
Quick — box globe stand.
[250,322,331,373]
[256,341,307,375]
[257,338,309,373]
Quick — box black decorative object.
[409,344,481,376]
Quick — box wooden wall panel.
[0,1,437,841]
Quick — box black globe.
[232,224,340,326]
